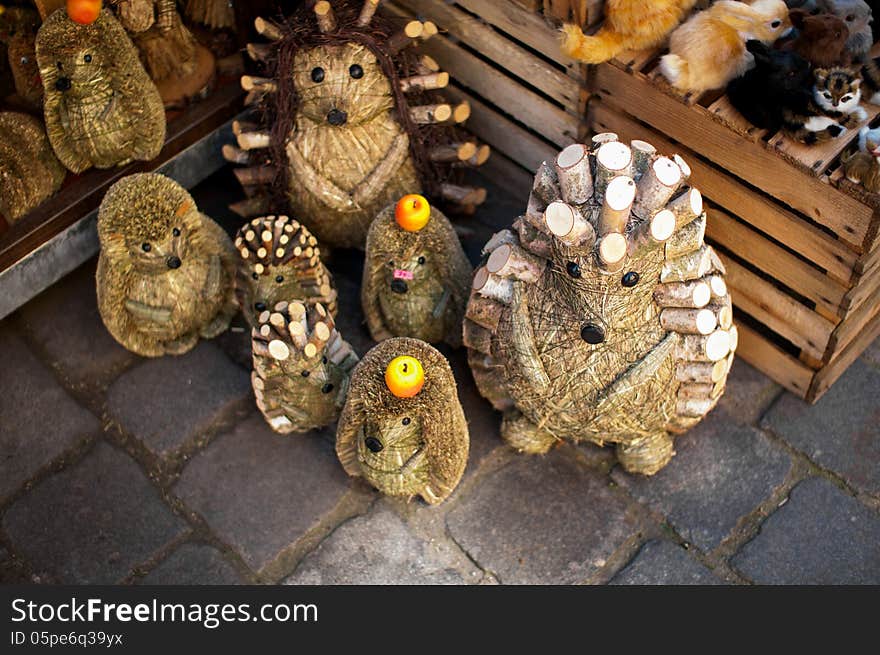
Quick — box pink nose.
[393,269,414,280]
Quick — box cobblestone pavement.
[1,169,879,585]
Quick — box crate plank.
[723,258,833,361]
[705,96,767,142]
[391,0,580,108]
[590,103,858,284]
[706,207,847,316]
[444,85,557,172]
[842,260,880,312]
[808,309,880,401]
[593,64,874,248]
[413,30,578,147]
[828,283,880,357]
[735,323,815,397]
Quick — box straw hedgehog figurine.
[96,173,238,357]
[225,0,489,249]
[0,6,42,110]
[0,112,66,223]
[251,300,359,434]
[36,7,165,173]
[336,337,469,505]
[362,195,471,347]
[234,215,338,328]
[465,136,736,475]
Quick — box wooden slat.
[842,260,880,312]
[454,0,572,66]
[706,207,847,316]
[827,283,880,357]
[444,85,557,172]
[392,0,580,108]
[735,322,814,398]
[808,309,880,401]
[416,31,579,147]
[590,103,858,284]
[705,96,766,142]
[723,258,834,361]
[593,64,874,248]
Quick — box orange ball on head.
[394,194,431,232]
[385,355,425,398]
[67,0,102,25]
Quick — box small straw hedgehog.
[466,136,735,475]
[96,173,237,357]
[224,0,489,249]
[336,337,469,505]
[36,7,165,173]
[0,112,66,223]
[0,6,42,110]
[251,300,359,434]
[362,194,471,347]
[234,215,338,328]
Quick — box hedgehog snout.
[55,76,71,92]
[166,255,181,269]
[580,323,605,344]
[327,108,348,126]
[254,301,267,312]
[390,279,408,294]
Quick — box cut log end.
[596,141,632,173]
[254,17,283,41]
[598,233,628,267]
[650,209,676,242]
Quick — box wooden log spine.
[387,21,424,54]
[237,131,271,150]
[653,280,712,308]
[241,76,277,93]
[706,274,727,299]
[598,175,636,236]
[254,17,283,41]
[677,330,731,363]
[676,396,718,418]
[543,201,595,247]
[429,142,477,163]
[630,139,657,181]
[590,132,618,152]
[660,246,713,283]
[665,213,706,260]
[466,144,491,167]
[409,103,452,124]
[675,359,727,383]
[466,294,505,331]
[222,144,250,165]
[440,184,486,206]
[633,157,683,220]
[660,307,717,335]
[514,217,554,259]
[673,154,692,182]
[473,267,514,304]
[357,0,381,26]
[246,43,273,62]
[706,299,733,330]
[555,144,593,205]
[669,189,703,228]
[463,319,493,355]
[486,243,545,284]
[598,233,628,272]
[594,141,633,199]
[531,162,560,205]
[234,166,274,186]
[400,72,449,93]
[314,1,337,33]
[451,102,471,124]
[679,382,714,398]
[416,54,440,75]
[482,229,518,257]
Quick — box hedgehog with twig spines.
[234,214,338,327]
[465,136,735,476]
[252,299,358,434]
[96,173,238,357]
[224,0,490,250]
[35,7,165,173]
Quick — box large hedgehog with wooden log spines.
[233,215,338,328]
[251,299,358,434]
[465,135,736,476]
[224,0,489,250]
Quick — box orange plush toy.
[561,0,699,64]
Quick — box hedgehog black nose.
[321,383,334,394]
[166,255,181,269]
[391,279,408,294]
[254,301,267,312]
[580,323,605,344]
[327,108,347,126]
[55,76,71,92]
[365,436,383,453]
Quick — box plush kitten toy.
[561,0,699,65]
[728,41,814,131]
[785,67,867,143]
[786,9,851,67]
[818,0,873,61]
[660,0,792,93]
[843,126,880,191]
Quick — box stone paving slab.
[762,359,880,497]
[613,409,792,552]
[3,442,187,584]
[174,415,350,573]
[717,360,782,426]
[610,540,725,585]
[107,341,250,456]
[139,543,244,585]
[732,477,880,584]
[446,448,642,584]
[0,325,100,501]
[16,259,136,388]
[285,504,481,585]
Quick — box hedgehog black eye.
[349,64,364,79]
[846,14,854,22]
[566,261,581,278]
[275,275,284,283]
[172,227,180,237]
[402,417,411,426]
[56,61,62,70]
[301,370,310,377]
[84,54,92,63]
[387,259,394,267]
[622,271,640,287]
[142,242,151,252]
[322,356,328,364]
[311,67,325,83]
[252,272,259,280]
[417,256,426,265]
[771,19,781,28]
